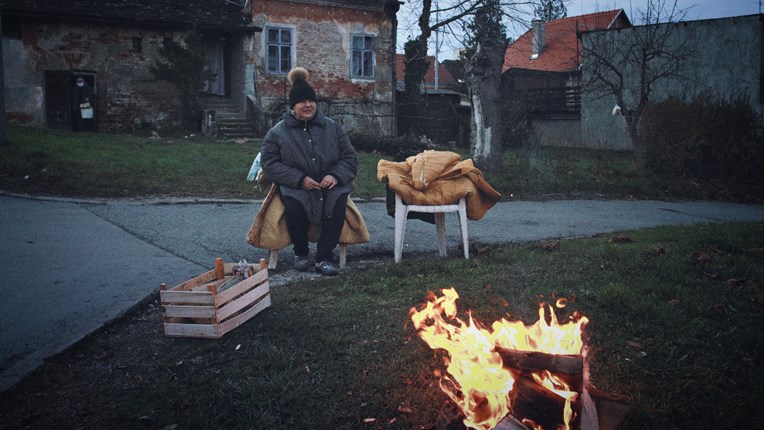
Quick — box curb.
[0,190,386,206]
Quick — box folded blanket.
[377,150,502,221]
[246,184,370,250]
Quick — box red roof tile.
[503,10,631,73]
[396,54,458,88]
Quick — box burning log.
[412,288,630,430]
[509,375,580,430]
[433,400,530,430]
[493,414,531,430]
[585,386,632,430]
[434,400,468,430]
[496,346,583,392]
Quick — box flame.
[409,288,589,430]
[410,289,515,430]
[532,371,579,430]
[491,304,588,355]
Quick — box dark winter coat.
[260,110,358,225]
[71,83,94,115]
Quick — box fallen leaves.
[725,277,749,287]
[708,303,738,316]
[534,241,560,251]
[361,405,414,427]
[626,340,648,357]
[470,243,492,256]
[692,250,712,262]
[692,245,724,262]
[608,235,633,244]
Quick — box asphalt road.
[1,193,761,391]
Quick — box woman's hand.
[301,175,337,190]
[320,175,337,189]
[301,176,321,190]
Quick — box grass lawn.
[0,222,761,429]
[1,126,758,202]
[0,126,761,429]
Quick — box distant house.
[502,10,632,146]
[395,54,460,92]
[395,53,469,146]
[2,0,260,133]
[503,10,762,150]
[250,0,401,137]
[579,13,764,150]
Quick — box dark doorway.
[45,71,97,130]
[203,34,229,96]
[45,72,71,129]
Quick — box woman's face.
[293,100,316,121]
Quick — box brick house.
[2,0,401,138]
[2,0,260,133]
[249,0,401,137]
[502,10,632,146]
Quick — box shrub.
[149,28,213,131]
[500,97,534,148]
[348,132,435,161]
[637,92,762,193]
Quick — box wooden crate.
[160,258,270,338]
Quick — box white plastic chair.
[393,193,469,263]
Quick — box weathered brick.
[252,0,396,136]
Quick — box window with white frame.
[266,27,292,74]
[351,34,376,79]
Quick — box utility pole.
[434,0,439,90]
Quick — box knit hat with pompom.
[287,67,317,108]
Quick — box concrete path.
[1,193,761,391]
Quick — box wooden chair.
[247,183,369,270]
[269,244,347,270]
[393,193,469,263]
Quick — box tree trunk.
[466,40,505,173]
[0,9,6,146]
[403,38,429,105]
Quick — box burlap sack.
[246,185,370,250]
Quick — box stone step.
[215,120,252,129]
[216,111,245,117]
[215,116,244,123]
[201,97,257,139]
[220,130,257,139]
[217,124,252,132]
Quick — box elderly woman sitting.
[259,67,358,276]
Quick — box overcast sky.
[398,0,763,60]
[567,0,761,21]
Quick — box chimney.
[531,19,545,59]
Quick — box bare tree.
[0,6,6,146]
[400,0,492,104]
[465,0,507,172]
[533,0,566,21]
[580,0,696,159]
[398,0,531,172]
